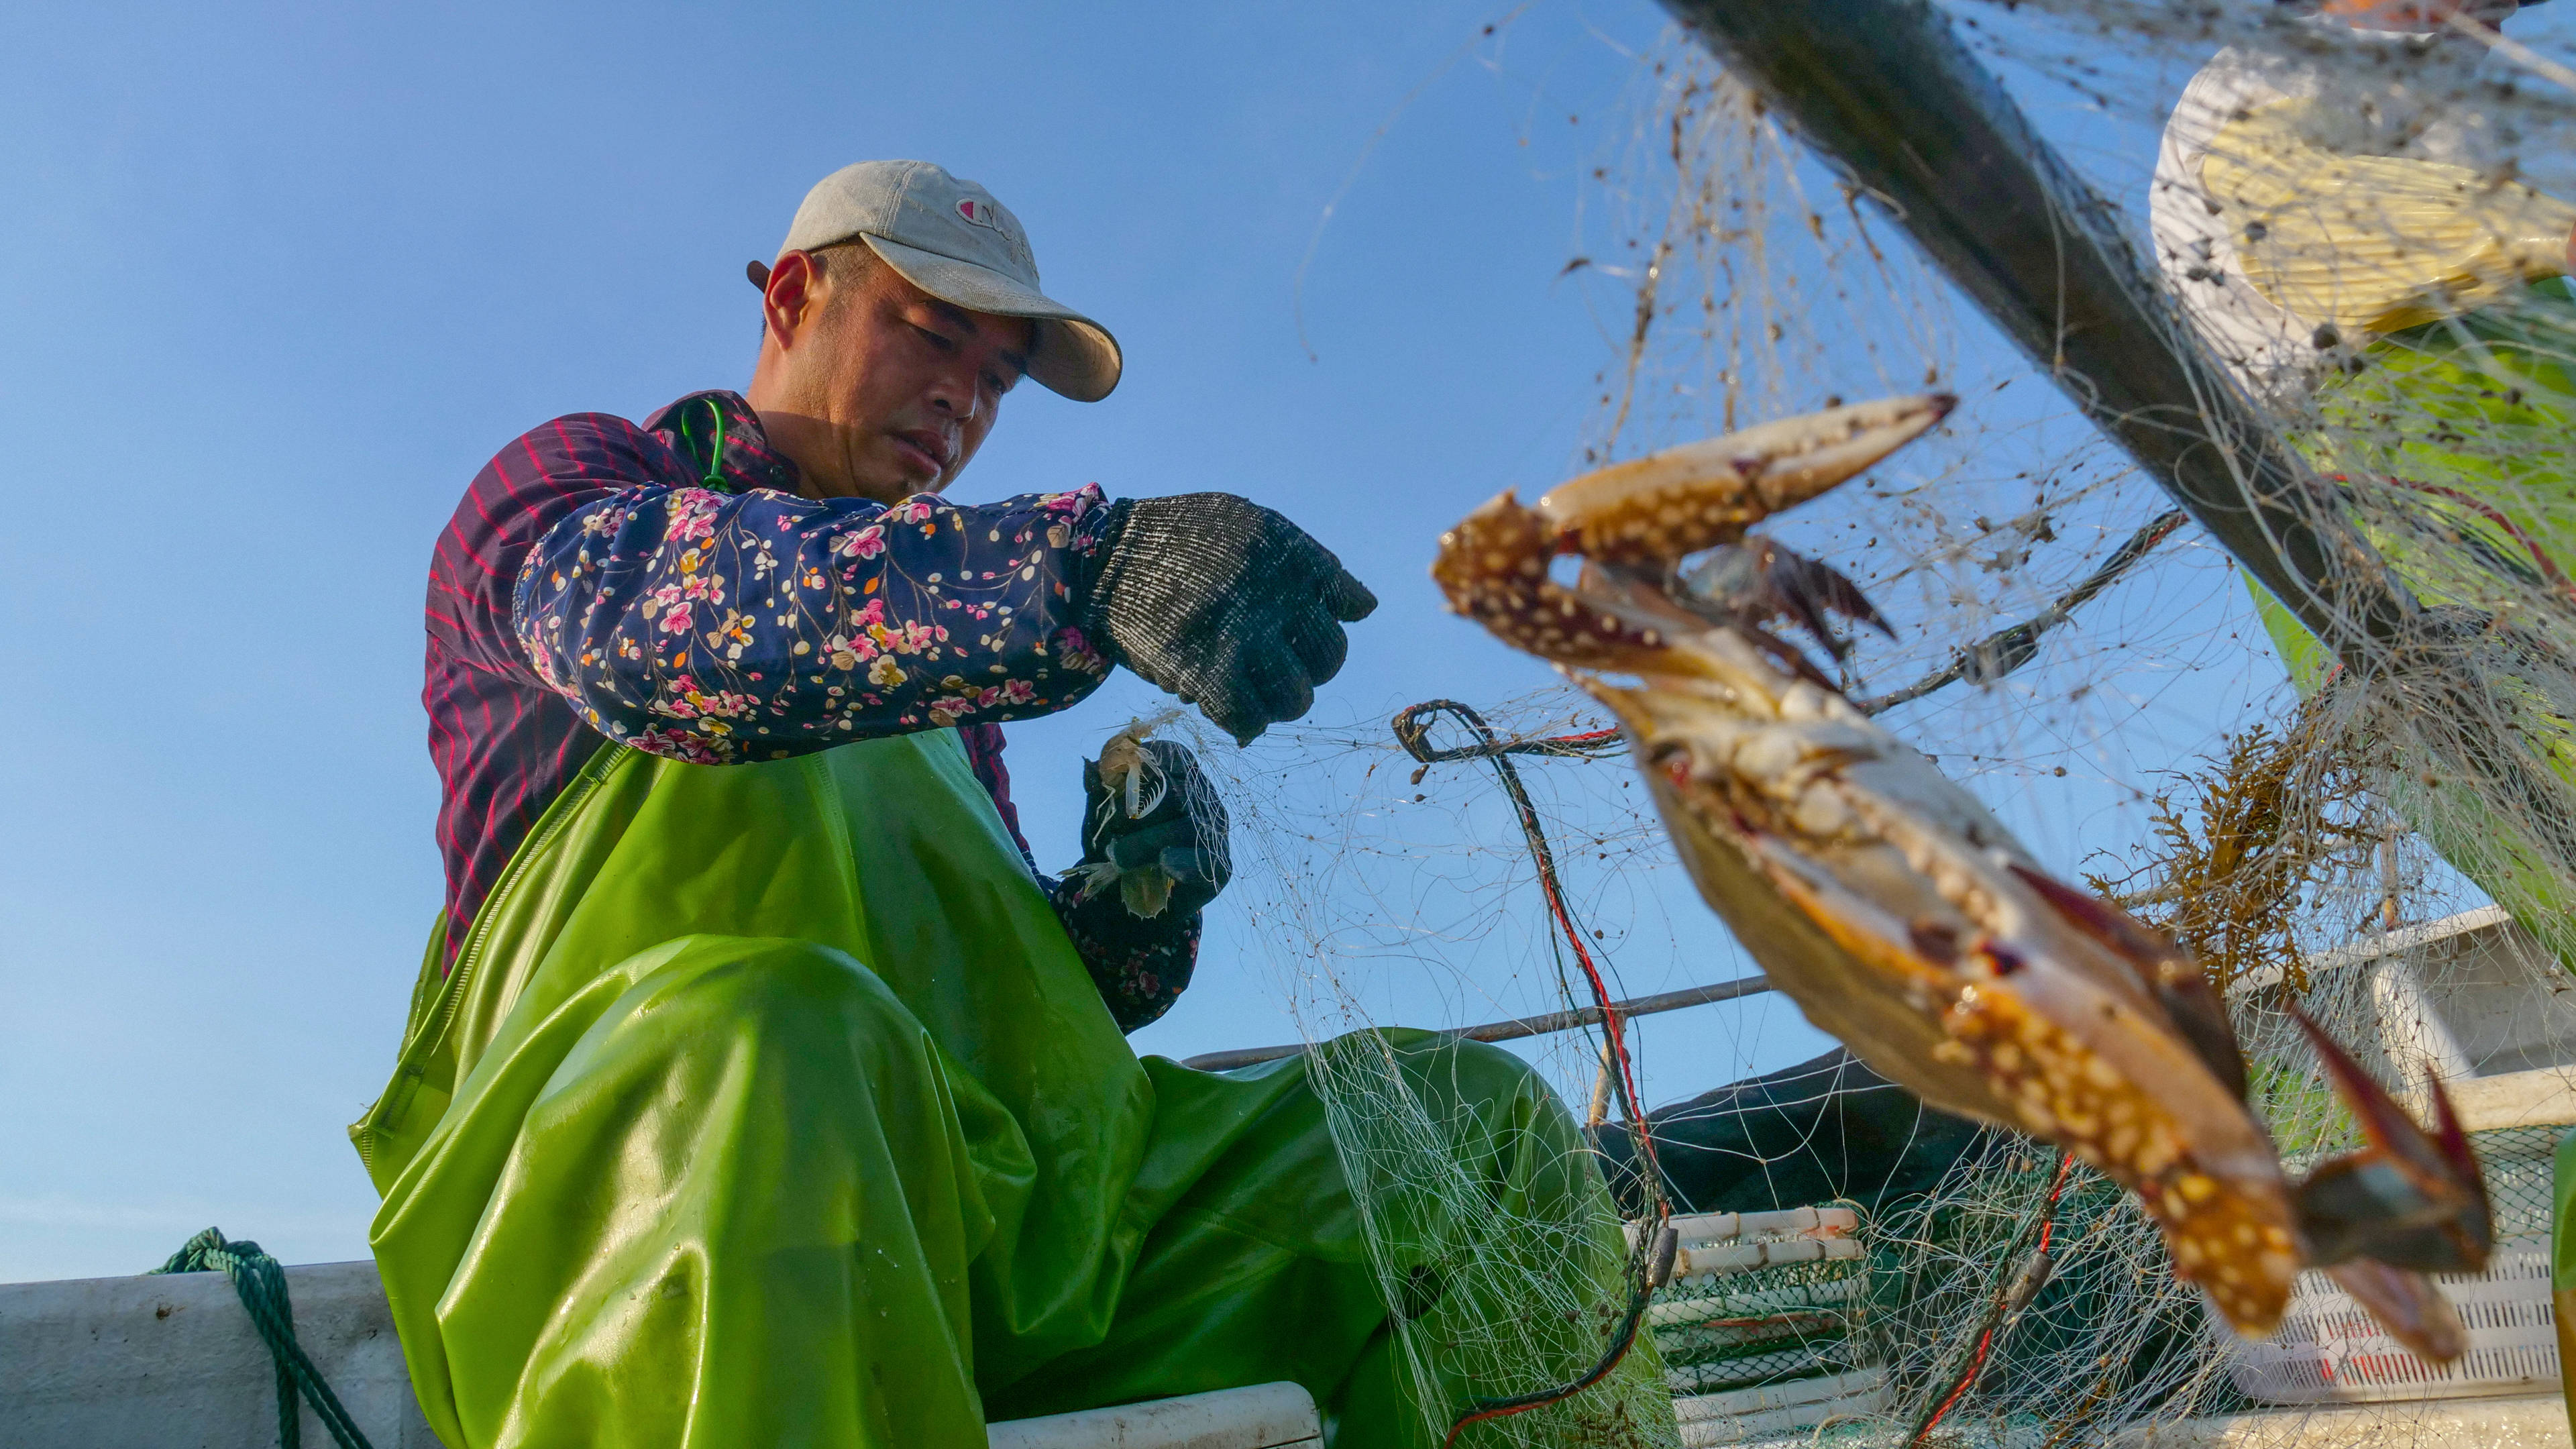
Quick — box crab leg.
[2327,1260,2469,1364]
[2284,1012,2489,1358]
[2290,1012,2492,1275]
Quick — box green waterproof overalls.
[350,730,1667,1448]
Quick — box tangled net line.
[1390,701,1674,1445]
[1103,3,2576,1442]
[1558,1,2576,1442]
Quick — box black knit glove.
[1082,495,1378,745]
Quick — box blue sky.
[0,0,2363,1283]
[0,0,1741,1282]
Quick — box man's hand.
[1071,739,1230,919]
[1083,495,1378,745]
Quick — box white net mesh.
[1092,4,2576,1442]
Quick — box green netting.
[2439,1123,2555,1242]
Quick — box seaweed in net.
[2086,698,2384,998]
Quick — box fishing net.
[1083,3,2576,1442]
[1122,697,1707,1447]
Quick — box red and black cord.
[1393,700,1674,1446]
[1906,1150,2076,1446]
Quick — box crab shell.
[1596,647,2299,1332]
[1433,396,2309,1333]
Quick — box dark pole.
[1656,0,2380,645]
[1658,0,2576,872]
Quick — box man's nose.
[926,367,981,421]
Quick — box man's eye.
[912,325,956,352]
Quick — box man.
[353,161,1661,1448]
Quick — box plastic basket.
[1642,1205,1883,1438]
[1671,1368,1888,1448]
[2218,1123,2563,1405]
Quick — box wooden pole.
[1656,0,2576,875]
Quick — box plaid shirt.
[424,390,1197,1028]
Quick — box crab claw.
[1432,395,1951,672]
[2290,1012,2491,1275]
[1536,394,1955,570]
[2325,1259,2470,1364]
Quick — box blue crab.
[1433,396,2491,1356]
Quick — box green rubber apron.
[349,731,1659,1448]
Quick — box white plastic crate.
[2220,1236,2559,1405]
[1635,1205,1866,1284]
[1672,1366,1888,1448]
[1637,1203,1881,1434]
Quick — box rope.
[1854,510,2189,714]
[1391,709,1627,775]
[1392,700,1674,1444]
[1905,1151,2076,1446]
[152,1228,378,1449]
[682,394,729,488]
[1391,702,1659,1159]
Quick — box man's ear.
[761,251,823,350]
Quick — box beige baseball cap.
[751,160,1122,402]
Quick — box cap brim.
[857,234,1124,402]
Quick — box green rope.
[699,396,728,486]
[680,395,729,487]
[152,1228,376,1449]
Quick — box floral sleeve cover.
[512,479,1116,762]
[1053,888,1200,1031]
[486,395,1201,1031]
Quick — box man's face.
[753,249,1034,504]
